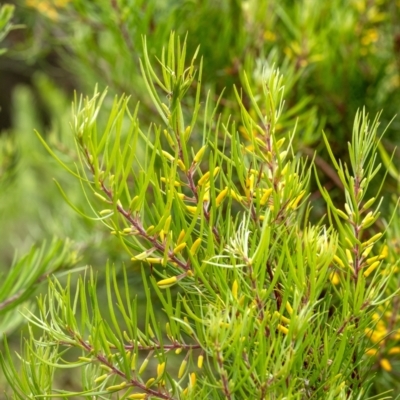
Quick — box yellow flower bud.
[336,208,349,220]
[164,215,172,232]
[160,177,181,187]
[276,138,286,149]
[190,372,196,386]
[329,272,340,285]
[177,159,187,172]
[177,229,186,244]
[366,255,380,265]
[274,311,291,325]
[161,103,170,116]
[157,276,178,288]
[281,164,289,176]
[131,353,137,371]
[230,190,243,202]
[145,258,163,264]
[78,357,92,363]
[346,249,353,265]
[362,245,373,258]
[333,255,345,268]
[131,249,153,261]
[94,374,108,383]
[106,382,127,391]
[162,150,175,161]
[163,129,175,147]
[361,213,375,228]
[363,261,380,277]
[389,347,400,355]
[285,302,293,316]
[138,358,149,375]
[173,243,186,254]
[184,125,191,140]
[94,192,108,202]
[246,174,255,192]
[145,378,155,388]
[365,348,378,356]
[363,233,383,247]
[260,188,273,205]
[202,187,210,202]
[127,394,147,399]
[193,145,207,163]
[99,209,113,216]
[232,279,238,300]
[190,238,202,255]
[379,245,389,259]
[178,359,187,378]
[198,171,210,186]
[216,187,229,207]
[277,324,289,335]
[344,203,352,216]
[186,205,198,214]
[197,355,204,369]
[344,237,353,248]
[290,190,305,209]
[362,197,376,211]
[380,358,392,372]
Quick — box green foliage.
[0,3,16,55]
[1,33,399,399]
[1,0,400,398]
[0,239,80,335]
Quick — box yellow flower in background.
[329,271,340,285]
[380,358,392,372]
[361,29,379,46]
[263,30,276,42]
[26,0,70,20]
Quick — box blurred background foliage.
[0,0,400,395]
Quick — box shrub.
[1,33,399,399]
